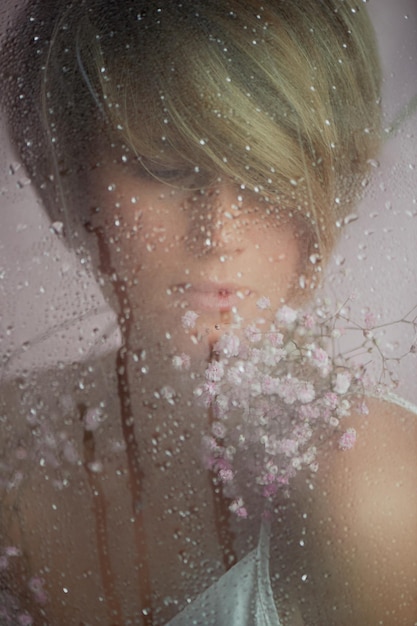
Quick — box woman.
[1,0,416,624]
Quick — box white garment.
[382,391,417,415]
[167,523,280,626]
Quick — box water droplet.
[16,177,31,188]
[9,162,21,175]
[50,221,64,236]
[88,461,103,473]
[343,213,358,225]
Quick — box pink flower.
[256,296,271,310]
[28,576,48,605]
[229,498,248,518]
[295,381,316,404]
[279,439,299,456]
[212,421,227,439]
[312,347,330,373]
[267,330,284,347]
[262,482,279,498]
[202,435,218,452]
[339,428,357,450]
[323,391,339,409]
[181,310,199,329]
[292,423,313,444]
[357,401,369,415]
[298,404,320,420]
[245,323,262,343]
[278,376,298,404]
[205,361,225,382]
[214,333,240,357]
[303,313,315,329]
[261,375,280,395]
[364,310,376,329]
[203,381,219,401]
[219,468,234,483]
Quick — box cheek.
[250,223,301,273]
[90,187,187,267]
[249,224,304,304]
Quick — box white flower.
[227,363,245,386]
[160,386,176,404]
[295,381,316,404]
[172,353,191,370]
[336,398,351,417]
[181,310,199,329]
[275,305,298,325]
[334,372,351,394]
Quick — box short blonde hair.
[4,0,381,265]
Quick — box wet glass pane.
[1,1,416,624]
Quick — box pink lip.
[172,283,252,312]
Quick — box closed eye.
[135,157,214,189]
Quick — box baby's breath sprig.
[180,298,417,518]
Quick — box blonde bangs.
[76,0,380,259]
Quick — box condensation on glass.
[0,1,416,625]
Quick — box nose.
[186,182,246,254]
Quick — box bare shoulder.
[310,396,416,623]
[324,396,417,528]
[270,397,417,625]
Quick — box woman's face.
[89,155,305,358]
